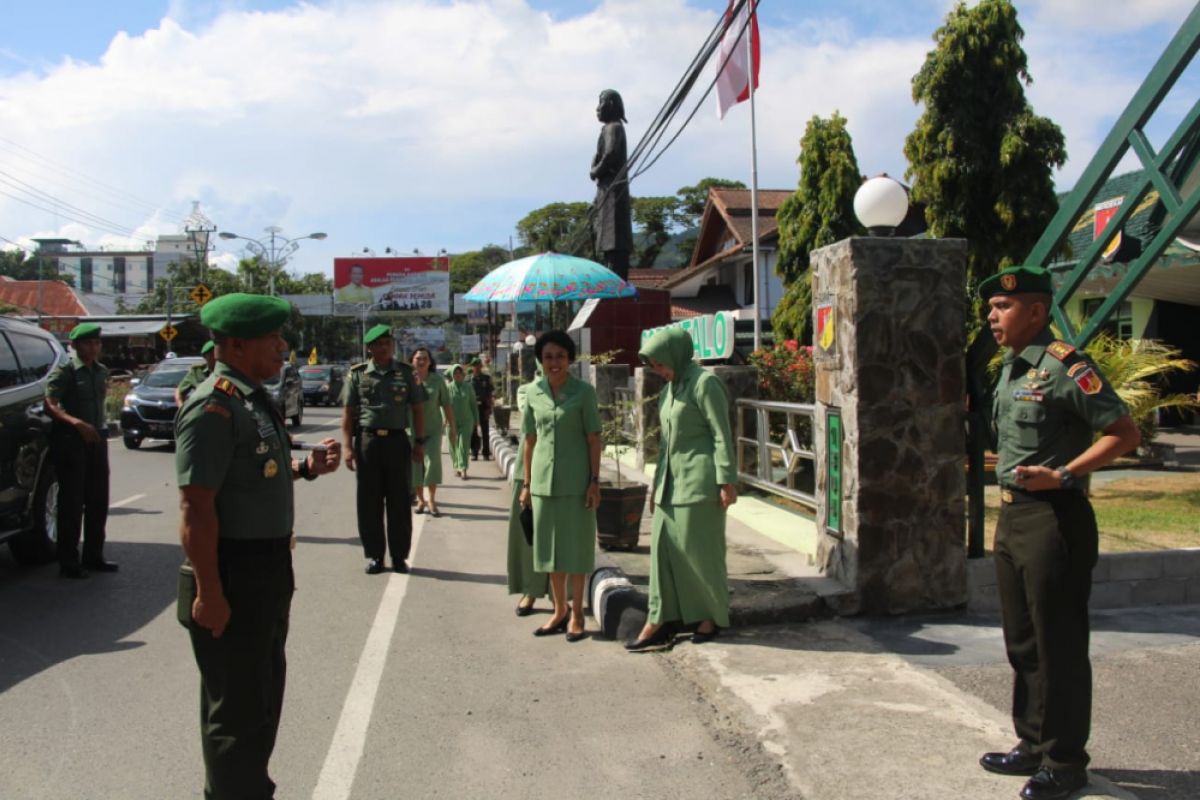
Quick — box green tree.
[673,177,746,260]
[904,0,1066,287]
[515,202,592,254]
[450,245,511,294]
[631,196,683,269]
[0,249,75,286]
[772,112,863,344]
[132,259,243,315]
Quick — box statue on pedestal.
[590,89,633,282]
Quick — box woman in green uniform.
[507,364,549,615]
[409,348,455,517]
[626,326,737,652]
[519,331,601,642]
[447,365,478,479]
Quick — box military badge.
[255,441,270,455]
[214,377,237,396]
[1039,369,1051,381]
[1071,365,1103,395]
[1046,341,1076,361]
[263,459,279,478]
[1026,369,1037,379]
[1000,274,1018,291]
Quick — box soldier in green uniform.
[469,357,494,461]
[175,293,341,800]
[977,266,1139,800]
[45,322,116,578]
[176,340,216,406]
[341,324,426,574]
[626,326,737,652]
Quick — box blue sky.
[1,0,1197,280]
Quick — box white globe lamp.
[854,175,910,236]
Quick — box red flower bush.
[749,342,815,403]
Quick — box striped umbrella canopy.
[462,252,638,303]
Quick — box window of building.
[742,262,753,305]
[1081,298,1134,339]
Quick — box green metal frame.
[967,3,1200,558]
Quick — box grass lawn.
[983,472,1200,553]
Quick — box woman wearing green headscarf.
[409,347,455,517]
[507,363,549,615]
[627,326,737,651]
[447,364,478,478]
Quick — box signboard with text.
[639,311,735,361]
[333,256,450,317]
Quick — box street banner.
[333,256,450,317]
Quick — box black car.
[119,356,204,449]
[0,317,69,564]
[300,364,344,406]
[265,363,304,427]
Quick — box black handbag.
[520,505,534,546]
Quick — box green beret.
[364,324,392,344]
[469,357,482,366]
[978,266,1053,300]
[200,340,215,355]
[200,293,291,338]
[68,322,101,341]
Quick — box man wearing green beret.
[469,356,494,462]
[45,322,115,578]
[977,266,1140,800]
[174,293,342,799]
[175,340,216,406]
[341,324,426,574]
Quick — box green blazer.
[642,327,736,506]
[521,375,600,497]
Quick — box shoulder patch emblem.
[1046,341,1076,361]
[350,362,368,372]
[214,377,236,396]
[203,402,231,418]
[1072,366,1103,395]
[1066,361,1088,378]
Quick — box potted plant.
[596,390,657,550]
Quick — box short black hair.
[535,330,576,363]
[410,346,435,366]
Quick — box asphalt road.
[0,406,780,800]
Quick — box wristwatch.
[1055,466,1078,490]
[297,459,317,481]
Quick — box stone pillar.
[709,366,759,446]
[812,237,967,614]
[632,367,666,469]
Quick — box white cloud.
[1025,0,1195,32]
[0,0,1194,277]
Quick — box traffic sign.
[190,283,213,306]
[160,325,178,342]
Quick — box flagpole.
[746,0,762,352]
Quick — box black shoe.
[365,559,385,575]
[1020,766,1088,800]
[82,559,119,573]
[625,624,676,652]
[533,614,569,637]
[692,624,720,644]
[566,622,587,643]
[59,564,89,579]
[394,560,409,574]
[472,454,478,461]
[980,747,1041,777]
[515,599,536,617]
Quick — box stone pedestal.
[632,367,666,469]
[813,237,967,614]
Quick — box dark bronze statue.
[590,89,633,281]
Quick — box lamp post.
[854,175,910,236]
[184,202,217,284]
[219,226,328,295]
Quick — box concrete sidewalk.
[484,427,1199,799]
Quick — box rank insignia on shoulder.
[1067,362,1087,378]
[214,377,237,396]
[1046,341,1076,361]
[1072,365,1103,395]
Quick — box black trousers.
[178,547,294,800]
[51,429,109,567]
[994,489,1098,769]
[470,403,491,458]
[355,431,413,562]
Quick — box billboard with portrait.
[333,256,450,316]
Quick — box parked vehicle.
[266,363,304,427]
[0,317,69,564]
[300,364,344,406]
[119,356,204,450]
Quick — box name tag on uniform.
[1012,388,1044,402]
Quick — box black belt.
[218,537,292,556]
[1000,486,1084,505]
[363,428,407,437]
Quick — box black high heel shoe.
[692,624,721,644]
[624,623,676,652]
[533,613,569,637]
[565,614,587,643]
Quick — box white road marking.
[311,512,426,800]
[109,494,146,509]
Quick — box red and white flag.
[715,0,760,119]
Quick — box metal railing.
[736,398,816,507]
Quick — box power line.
[0,170,145,239]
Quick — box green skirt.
[506,465,549,597]
[448,429,471,472]
[531,494,596,575]
[410,430,445,487]
[648,500,729,627]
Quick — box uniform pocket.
[176,562,196,628]
[1011,403,1045,448]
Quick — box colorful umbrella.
[463,252,638,303]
